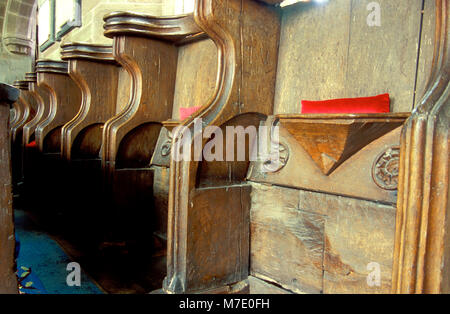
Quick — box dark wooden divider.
[22,60,82,225]
[0,83,19,294]
[10,79,36,189]
[58,42,121,245]
[163,0,282,294]
[100,12,215,247]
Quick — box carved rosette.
[161,128,174,157]
[372,146,400,190]
[262,142,289,173]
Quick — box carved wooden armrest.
[10,80,33,143]
[60,42,120,161]
[21,72,51,148]
[163,0,281,294]
[101,12,204,173]
[35,60,82,153]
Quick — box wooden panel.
[151,166,170,238]
[0,83,19,294]
[185,185,251,292]
[415,0,437,108]
[248,276,293,294]
[346,0,423,112]
[111,169,155,242]
[35,72,82,152]
[116,68,132,114]
[323,197,396,294]
[62,57,120,160]
[274,0,351,114]
[274,0,424,113]
[250,182,396,294]
[250,184,324,293]
[172,39,218,120]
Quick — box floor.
[14,207,166,294]
[15,209,104,294]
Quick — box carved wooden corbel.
[35,60,82,153]
[391,0,449,294]
[163,0,281,294]
[60,42,120,160]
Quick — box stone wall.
[40,0,195,60]
[0,0,195,83]
[0,0,35,84]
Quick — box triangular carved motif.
[278,114,409,175]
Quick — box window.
[38,0,54,52]
[38,0,81,52]
[55,0,82,40]
[174,0,195,15]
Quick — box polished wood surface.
[164,0,281,294]
[392,0,449,294]
[0,83,19,294]
[35,60,82,153]
[60,42,120,160]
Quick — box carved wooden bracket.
[163,0,281,294]
[151,120,181,167]
[60,42,120,160]
[35,60,82,153]
[277,113,409,175]
[101,12,203,173]
[391,0,449,294]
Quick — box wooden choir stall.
[2,0,448,295]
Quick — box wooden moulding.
[60,42,120,160]
[103,11,206,44]
[0,83,19,294]
[392,0,449,294]
[163,0,281,294]
[101,12,205,175]
[22,72,51,148]
[35,60,82,153]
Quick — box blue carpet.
[15,209,104,294]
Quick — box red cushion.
[301,93,390,114]
[179,106,201,120]
[26,141,36,148]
